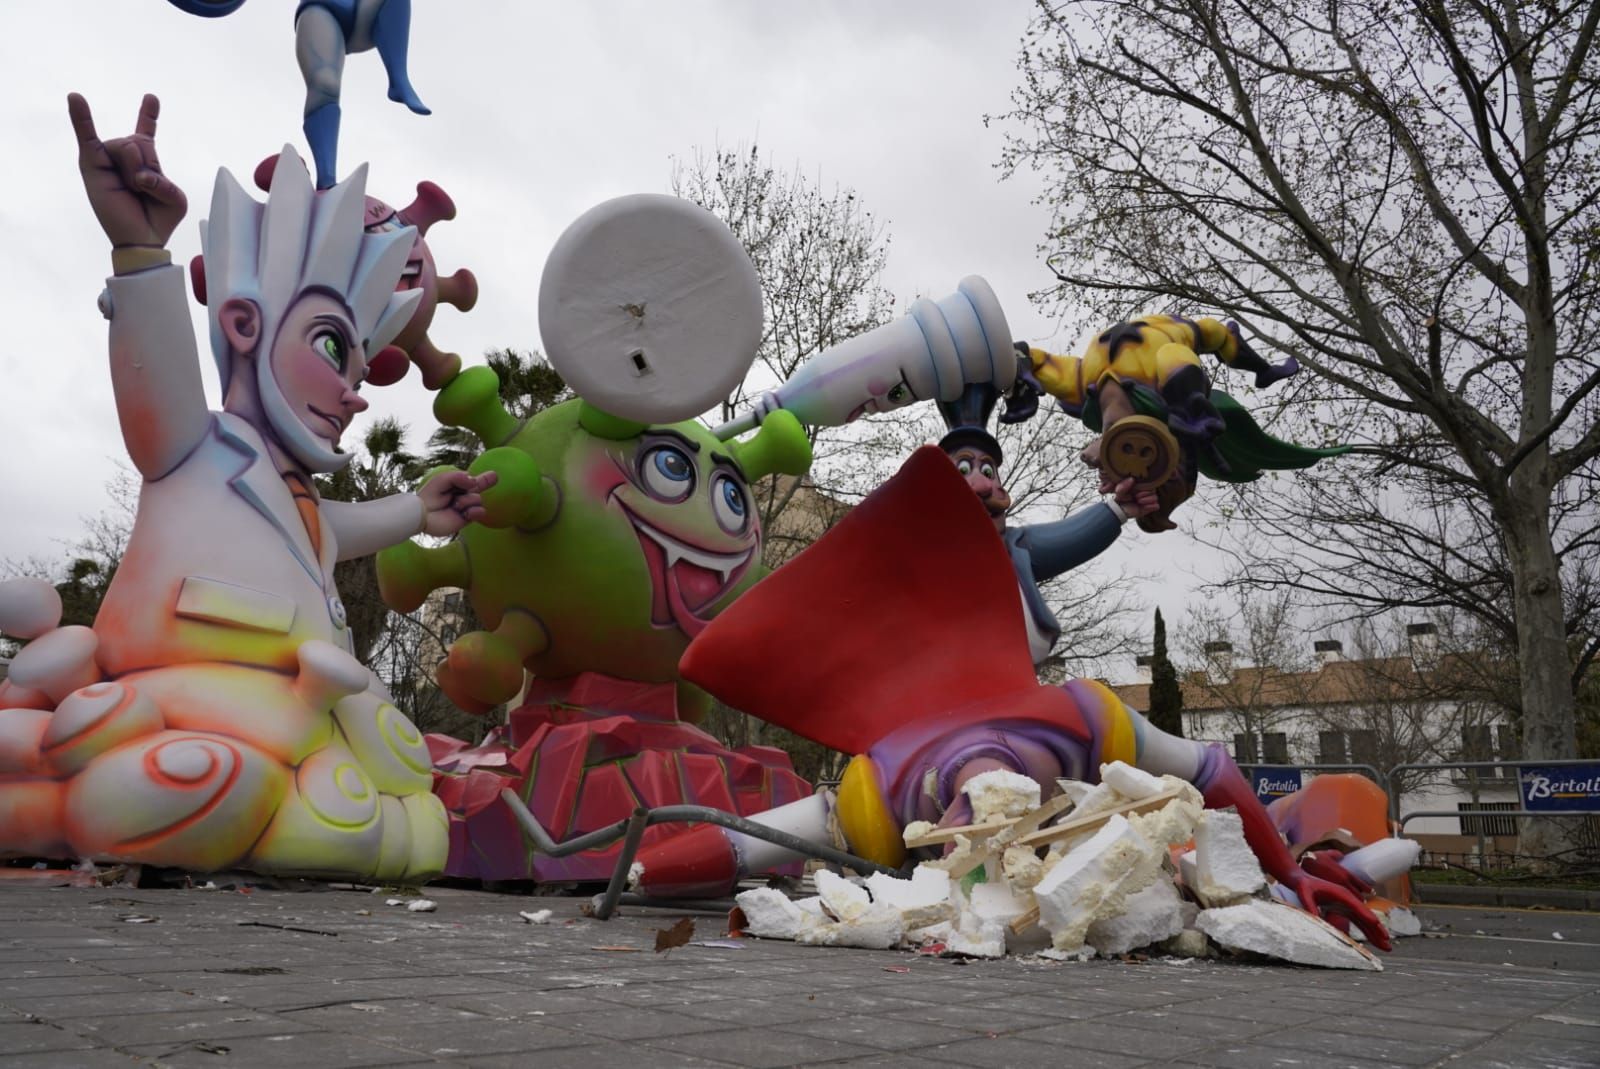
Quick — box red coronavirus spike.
[398,180,456,235]
[436,268,479,313]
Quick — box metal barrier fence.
[1388,759,1600,842]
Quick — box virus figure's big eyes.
[712,473,749,535]
[641,444,695,502]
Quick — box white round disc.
[539,194,762,424]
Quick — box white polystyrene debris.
[815,870,871,921]
[1087,878,1185,957]
[794,896,828,921]
[902,820,936,846]
[962,769,1041,822]
[968,879,1030,928]
[1001,845,1047,890]
[385,898,404,906]
[905,919,953,947]
[1100,761,1165,800]
[406,899,437,912]
[736,887,819,941]
[1384,906,1422,938]
[1162,929,1210,958]
[1178,849,1199,893]
[943,905,1008,958]
[1193,808,1266,906]
[1340,838,1422,886]
[1069,781,1126,818]
[866,867,956,929]
[796,900,903,950]
[1197,900,1382,971]
[519,909,553,925]
[1127,780,1204,849]
[1033,814,1162,951]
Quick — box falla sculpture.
[0,94,493,881]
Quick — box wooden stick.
[1008,905,1041,935]
[1014,787,1183,849]
[903,818,1016,848]
[938,794,1081,881]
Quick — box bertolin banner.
[1253,768,1304,804]
[1519,765,1600,813]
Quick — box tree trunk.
[1502,485,1579,866]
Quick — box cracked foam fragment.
[1100,761,1166,800]
[962,768,1042,822]
[967,879,1032,928]
[814,869,872,922]
[1193,808,1266,906]
[865,867,956,930]
[1197,899,1382,970]
[1032,813,1164,951]
[1087,878,1186,957]
[735,887,821,941]
[1383,906,1422,938]
[945,909,1008,958]
[1001,844,1047,889]
[1126,778,1204,849]
[795,900,904,950]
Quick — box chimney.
[1407,622,1438,667]
[1314,639,1343,668]
[1134,654,1153,685]
[1203,640,1234,683]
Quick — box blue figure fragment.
[164,0,431,190]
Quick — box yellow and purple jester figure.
[1015,316,1345,532]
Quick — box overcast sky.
[2,0,1247,678]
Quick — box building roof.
[1105,652,1495,713]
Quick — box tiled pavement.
[0,885,1595,1067]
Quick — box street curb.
[1414,882,1600,911]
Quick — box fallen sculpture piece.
[735,762,1396,971]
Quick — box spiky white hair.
[199,144,421,393]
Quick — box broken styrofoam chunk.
[1001,845,1047,890]
[814,870,871,922]
[1070,781,1127,818]
[1100,761,1166,800]
[1383,906,1422,938]
[1340,838,1422,886]
[1197,900,1382,971]
[963,769,1041,822]
[1161,929,1211,958]
[945,910,1007,958]
[1087,878,1185,957]
[902,820,936,847]
[968,880,1031,927]
[904,920,953,947]
[519,909,553,925]
[794,896,828,920]
[1193,808,1266,907]
[1033,814,1163,951]
[736,887,820,941]
[795,901,903,950]
[866,867,956,929]
[1127,789,1203,849]
[406,899,437,913]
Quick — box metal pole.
[593,808,649,920]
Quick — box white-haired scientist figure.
[0,95,494,881]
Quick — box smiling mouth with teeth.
[621,505,754,638]
[398,261,424,290]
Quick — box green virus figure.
[375,193,816,882]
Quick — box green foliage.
[1147,607,1184,738]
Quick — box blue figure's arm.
[1013,501,1124,584]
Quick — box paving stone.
[771,1013,976,1052]
[643,1025,882,1067]
[124,1030,434,1067]
[65,1007,301,1047]
[921,1033,1147,1067]
[0,1019,102,1054]
[540,1006,737,1042]
[1249,1025,1459,1065]
[461,1040,732,1068]
[0,988,220,1019]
